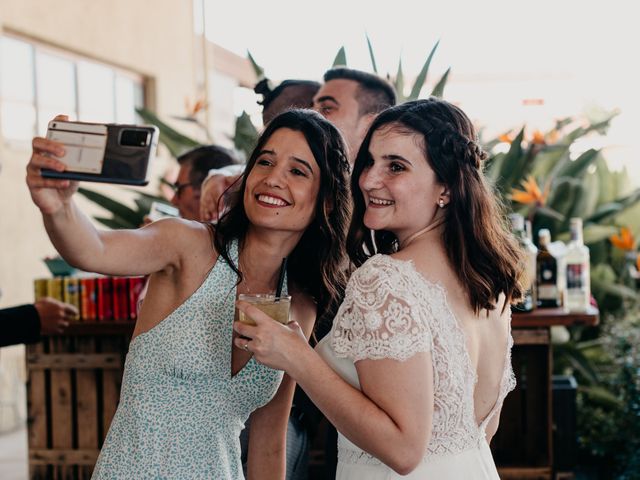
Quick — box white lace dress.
[316,254,516,479]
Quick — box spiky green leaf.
[554,149,600,179]
[332,47,347,67]
[394,59,405,103]
[247,51,264,79]
[365,34,378,73]
[408,40,440,101]
[430,67,450,99]
[494,127,525,193]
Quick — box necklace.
[399,219,445,250]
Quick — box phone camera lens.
[120,129,149,147]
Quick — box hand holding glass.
[236,294,291,325]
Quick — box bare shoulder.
[147,218,217,264]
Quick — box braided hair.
[347,98,525,313]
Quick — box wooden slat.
[100,338,122,444]
[498,466,552,479]
[26,341,48,480]
[27,353,123,370]
[49,337,73,480]
[512,305,599,327]
[76,337,98,480]
[30,449,100,466]
[513,328,550,345]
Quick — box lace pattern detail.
[330,254,517,462]
[331,256,433,362]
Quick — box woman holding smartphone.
[26,109,350,479]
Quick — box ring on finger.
[242,342,250,352]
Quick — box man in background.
[313,67,396,164]
[171,144,241,221]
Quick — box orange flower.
[531,130,546,145]
[547,129,560,144]
[610,227,635,251]
[499,133,513,143]
[184,96,208,117]
[510,176,550,206]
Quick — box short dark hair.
[177,145,241,188]
[256,79,321,110]
[323,67,396,116]
[215,109,351,328]
[255,79,321,124]
[348,98,525,314]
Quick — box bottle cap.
[509,213,524,232]
[538,228,551,245]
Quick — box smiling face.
[358,124,448,245]
[243,127,321,234]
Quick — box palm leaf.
[233,111,259,160]
[430,67,450,99]
[408,40,440,101]
[136,107,199,158]
[77,187,139,223]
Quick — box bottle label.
[567,263,586,291]
[538,284,559,300]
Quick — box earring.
[438,199,445,208]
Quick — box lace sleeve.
[330,256,433,362]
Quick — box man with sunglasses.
[171,144,240,221]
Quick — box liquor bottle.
[564,218,591,312]
[536,229,561,308]
[509,213,537,312]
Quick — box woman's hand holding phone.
[26,115,79,215]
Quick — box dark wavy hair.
[214,109,351,324]
[347,98,525,313]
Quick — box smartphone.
[42,120,159,186]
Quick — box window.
[0,35,144,142]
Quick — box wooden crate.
[26,325,132,480]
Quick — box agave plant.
[333,36,451,101]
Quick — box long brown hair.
[347,98,525,313]
[215,109,351,324]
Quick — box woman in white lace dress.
[235,98,526,479]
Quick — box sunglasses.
[170,181,199,197]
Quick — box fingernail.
[57,148,65,157]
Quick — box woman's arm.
[245,293,316,480]
[234,305,434,476]
[26,134,192,276]
[245,374,294,480]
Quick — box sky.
[198,0,639,184]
